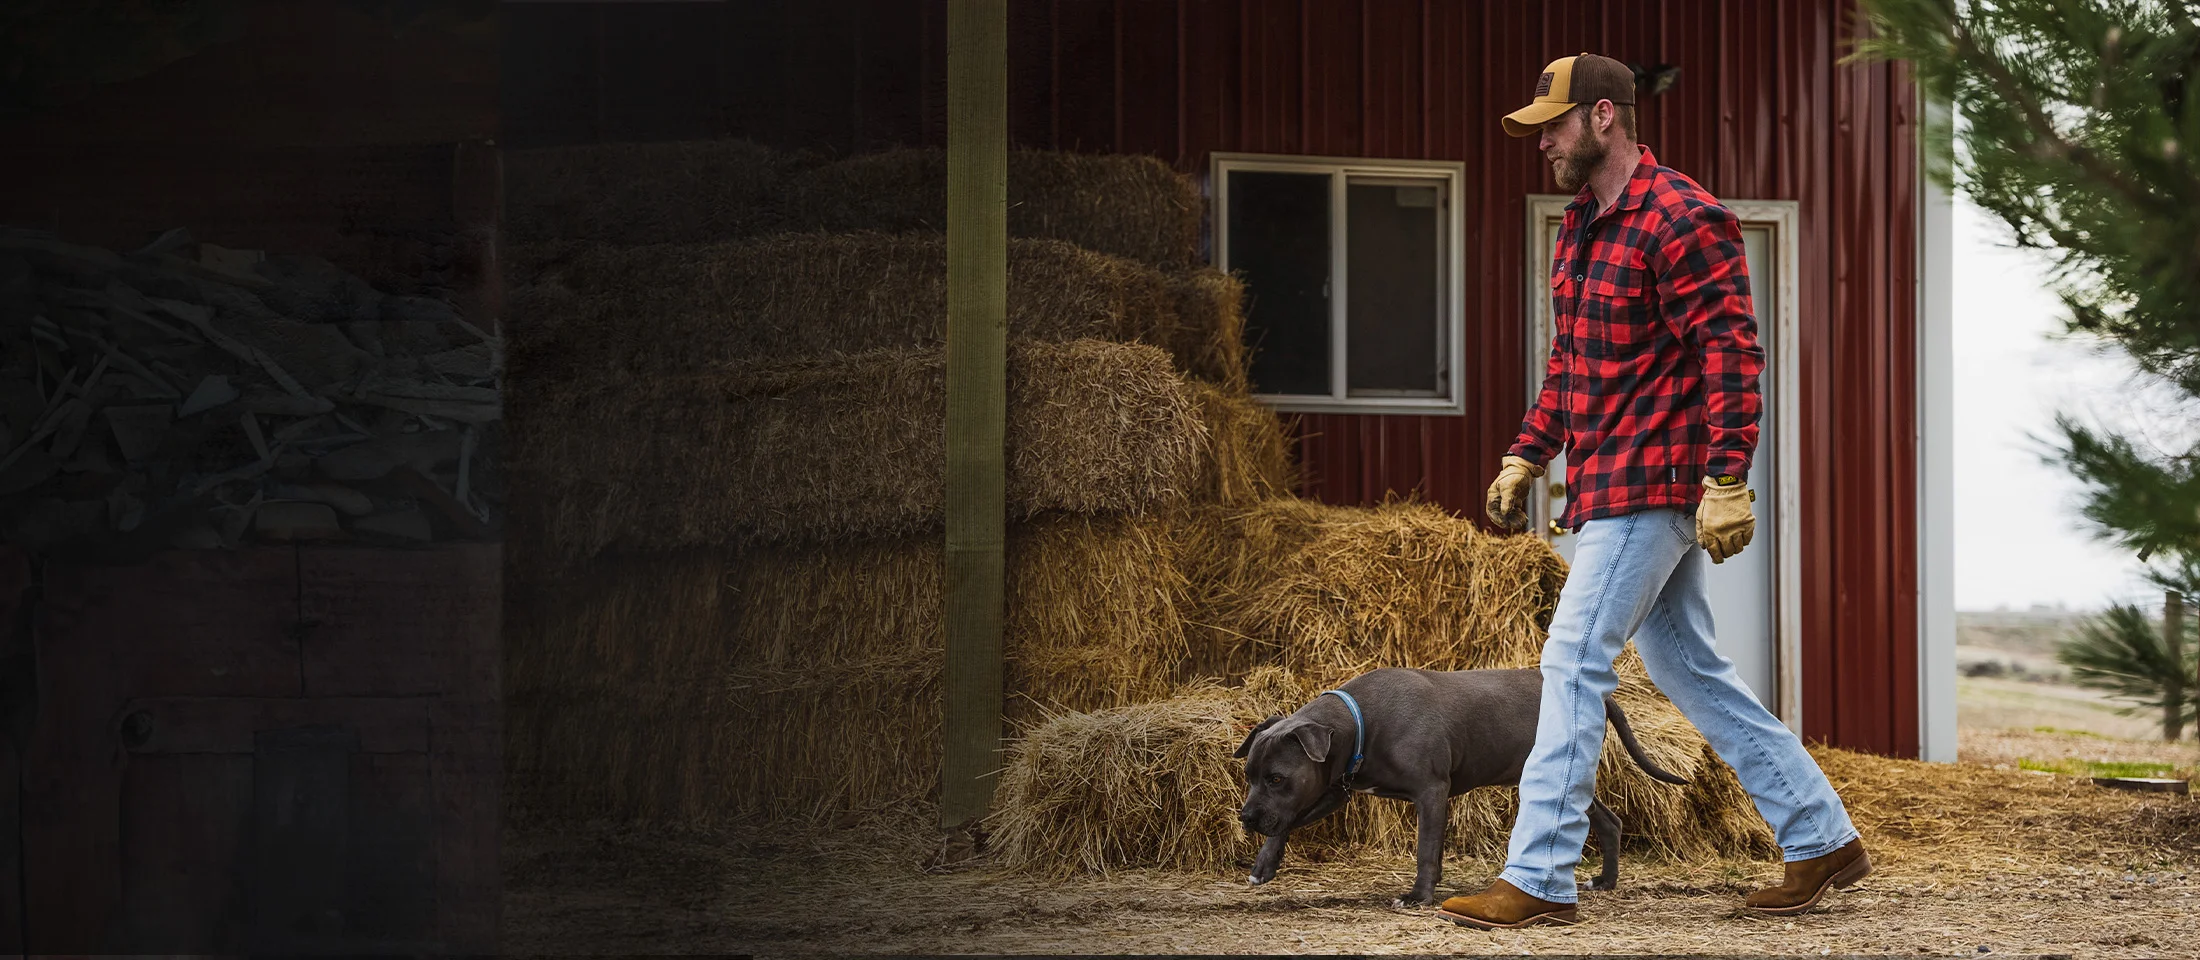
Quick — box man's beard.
[1551,136,1607,192]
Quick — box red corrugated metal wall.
[501,0,1920,757]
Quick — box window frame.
[1210,152,1468,416]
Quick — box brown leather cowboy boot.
[1744,838,1872,915]
[1435,878,1578,929]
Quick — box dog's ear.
[1289,722,1333,763]
[1234,715,1284,759]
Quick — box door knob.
[1549,481,1566,497]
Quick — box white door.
[1526,199,1796,720]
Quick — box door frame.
[1523,195,1805,734]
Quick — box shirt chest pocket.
[1578,267,1659,360]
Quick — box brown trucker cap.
[1502,52,1636,137]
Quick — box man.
[1436,53,1870,930]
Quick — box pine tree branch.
[2177,0,2200,29]
[1950,17,2170,211]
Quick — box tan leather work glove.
[1484,455,1544,533]
[1695,475,1757,563]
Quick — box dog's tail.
[1602,695,1690,785]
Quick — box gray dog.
[1233,666,1688,906]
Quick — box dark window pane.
[1346,182,1442,396]
[1228,170,1331,397]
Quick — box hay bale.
[1190,382,1296,505]
[502,550,748,822]
[1164,269,1250,394]
[719,512,1191,817]
[503,513,1193,821]
[506,684,741,824]
[505,232,1182,373]
[1172,499,1571,685]
[975,500,1773,876]
[504,498,1781,859]
[786,148,1203,268]
[505,143,1204,268]
[502,549,741,700]
[504,497,1583,831]
[503,139,808,246]
[986,659,1775,877]
[987,681,1261,874]
[510,338,1272,563]
[505,234,1258,394]
[728,512,1190,708]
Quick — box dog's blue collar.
[1317,689,1368,784]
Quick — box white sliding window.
[1212,153,1467,416]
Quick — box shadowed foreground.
[503,746,2199,957]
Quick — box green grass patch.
[2017,757,2180,779]
[2030,725,2112,739]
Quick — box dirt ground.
[502,746,2200,957]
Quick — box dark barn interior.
[1,2,500,952]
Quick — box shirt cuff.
[1506,444,1551,469]
[1706,453,1750,482]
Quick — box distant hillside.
[1957,608,2105,658]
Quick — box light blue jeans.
[1498,507,1859,904]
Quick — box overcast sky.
[1951,196,2171,612]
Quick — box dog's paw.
[1587,877,1617,892]
[1248,874,1268,886]
[1393,892,1437,908]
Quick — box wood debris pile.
[0,225,501,557]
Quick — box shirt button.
[1573,274,1585,282]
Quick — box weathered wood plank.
[349,751,437,945]
[246,725,355,953]
[120,696,433,755]
[54,547,303,698]
[296,543,500,698]
[110,752,253,952]
[0,545,26,953]
[430,697,500,953]
[24,546,298,950]
[24,545,497,951]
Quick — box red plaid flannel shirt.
[1510,145,1765,529]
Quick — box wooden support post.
[939,0,1007,832]
[2166,591,2186,742]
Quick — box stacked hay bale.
[986,501,1778,874]
[502,140,1289,821]
[502,138,808,248]
[781,146,1206,269]
[1169,499,1573,682]
[503,137,1773,872]
[989,677,1776,876]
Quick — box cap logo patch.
[1534,71,1554,97]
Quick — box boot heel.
[1829,851,1872,890]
